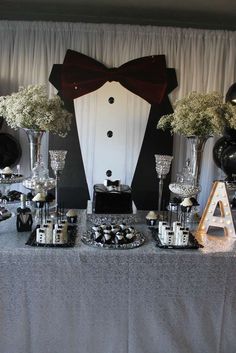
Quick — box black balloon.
[224,128,236,140]
[213,136,231,168]
[221,145,236,179]
[213,128,236,180]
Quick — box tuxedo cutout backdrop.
[73,81,151,199]
[49,50,177,209]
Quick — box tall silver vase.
[187,136,209,186]
[23,129,45,171]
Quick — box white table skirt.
[0,211,236,353]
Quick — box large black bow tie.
[49,50,169,105]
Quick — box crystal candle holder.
[155,154,173,212]
[155,154,173,179]
[49,150,67,173]
[49,150,67,212]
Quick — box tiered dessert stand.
[0,170,24,220]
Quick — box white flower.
[0,85,72,137]
[157,91,236,137]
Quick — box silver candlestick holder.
[49,150,67,213]
[155,154,173,212]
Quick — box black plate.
[150,227,203,250]
[26,225,77,248]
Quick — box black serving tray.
[26,225,77,248]
[150,227,203,250]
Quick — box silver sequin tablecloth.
[0,211,236,353]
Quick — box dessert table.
[0,211,236,353]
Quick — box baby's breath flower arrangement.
[0,85,72,137]
[157,91,236,137]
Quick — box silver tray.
[82,230,145,250]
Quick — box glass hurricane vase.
[187,136,210,186]
[169,137,209,201]
[23,128,45,171]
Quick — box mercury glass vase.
[155,154,173,212]
[23,128,45,171]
